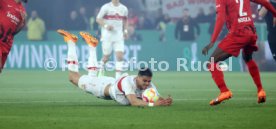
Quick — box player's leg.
[268,33,276,61]
[57,29,80,86]
[242,52,266,103]
[0,52,9,74]
[208,47,233,106]
[79,32,99,77]
[99,41,112,77]
[114,40,125,79]
[79,33,116,99]
[78,75,115,99]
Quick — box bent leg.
[243,52,266,103]
[242,52,263,92]
[78,75,115,99]
[208,47,233,105]
[114,41,125,79]
[208,47,232,93]
[115,51,124,79]
[99,41,112,76]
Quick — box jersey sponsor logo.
[238,16,251,23]
[104,14,126,20]
[6,11,20,25]
[7,5,12,8]
[216,4,221,8]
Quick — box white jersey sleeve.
[96,4,108,19]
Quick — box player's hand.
[164,96,173,106]
[273,17,276,27]
[202,43,214,56]
[155,96,173,106]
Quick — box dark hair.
[138,67,153,77]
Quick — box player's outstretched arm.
[126,94,172,107]
[259,7,268,17]
[252,0,276,16]
[252,0,276,25]
[202,0,225,56]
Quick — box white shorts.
[102,40,124,55]
[78,75,116,99]
[109,86,130,105]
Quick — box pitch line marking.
[1,98,276,104]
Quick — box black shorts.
[268,33,276,60]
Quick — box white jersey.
[109,75,159,105]
[97,2,128,42]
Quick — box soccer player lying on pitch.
[57,30,173,107]
[202,0,276,106]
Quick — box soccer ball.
[142,88,159,103]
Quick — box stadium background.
[1,0,276,129]
[5,0,276,71]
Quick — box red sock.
[208,63,229,93]
[246,60,263,92]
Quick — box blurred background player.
[96,0,128,79]
[0,0,27,73]
[202,0,276,106]
[56,30,172,106]
[259,0,276,61]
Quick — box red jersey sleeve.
[251,0,276,17]
[211,0,226,44]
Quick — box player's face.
[137,76,152,90]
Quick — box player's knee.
[242,53,252,62]
[69,75,75,84]
[68,72,80,86]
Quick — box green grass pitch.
[0,70,276,129]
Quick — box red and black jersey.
[211,0,276,44]
[0,0,26,52]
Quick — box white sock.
[87,46,98,77]
[67,40,79,72]
[191,42,197,62]
[115,61,124,79]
